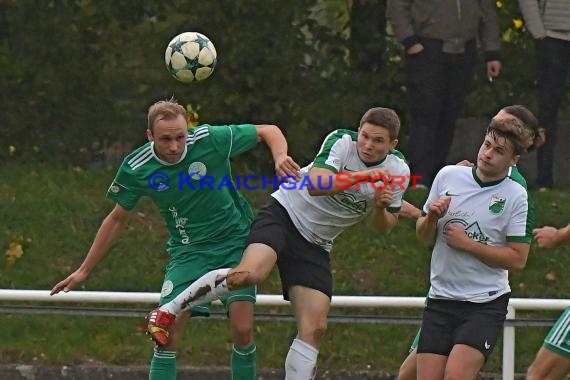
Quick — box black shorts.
[417,293,510,360]
[245,197,332,300]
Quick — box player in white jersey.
[396,104,541,380]
[151,107,411,379]
[415,111,542,380]
[527,223,570,380]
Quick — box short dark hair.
[359,107,401,140]
[486,118,534,155]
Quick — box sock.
[161,268,231,315]
[231,344,257,380]
[148,348,176,380]
[284,338,318,380]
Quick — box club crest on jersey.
[108,184,120,194]
[160,280,174,297]
[489,194,506,215]
[188,161,207,180]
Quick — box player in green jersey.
[50,99,300,380]
[527,223,570,380]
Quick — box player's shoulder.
[187,125,211,144]
[326,129,357,142]
[121,142,154,171]
[506,166,528,190]
[384,149,410,175]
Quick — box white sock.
[285,338,318,380]
[160,268,231,315]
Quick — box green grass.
[1,163,569,372]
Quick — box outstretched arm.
[50,204,130,295]
[255,124,300,179]
[533,224,570,249]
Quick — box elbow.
[509,258,528,272]
[307,187,328,196]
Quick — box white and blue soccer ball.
[165,32,217,83]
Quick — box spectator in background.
[518,0,570,191]
[387,0,501,188]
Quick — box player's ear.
[390,138,399,149]
[147,128,154,142]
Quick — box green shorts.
[409,329,420,353]
[543,306,570,359]
[158,243,256,317]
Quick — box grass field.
[1,163,569,372]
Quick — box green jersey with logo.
[423,165,534,303]
[106,124,258,258]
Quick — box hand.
[486,60,501,80]
[275,155,301,181]
[456,160,474,167]
[361,168,391,184]
[374,187,393,209]
[406,43,424,55]
[427,197,451,220]
[444,223,470,250]
[50,269,88,295]
[533,226,560,249]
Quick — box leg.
[159,199,287,316]
[148,312,189,380]
[435,42,477,175]
[398,330,421,380]
[443,344,485,380]
[417,353,447,380]
[228,300,257,380]
[405,38,446,186]
[284,285,331,380]
[536,37,570,189]
[398,348,418,380]
[528,307,570,380]
[527,347,570,380]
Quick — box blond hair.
[147,99,188,132]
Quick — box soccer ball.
[165,32,217,83]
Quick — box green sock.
[231,344,257,380]
[149,348,176,380]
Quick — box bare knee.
[232,324,253,348]
[298,320,327,347]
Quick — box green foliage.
[4,0,564,168]
[1,165,569,372]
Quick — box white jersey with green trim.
[424,165,534,303]
[272,129,410,251]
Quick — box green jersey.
[106,124,258,257]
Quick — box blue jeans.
[536,37,570,188]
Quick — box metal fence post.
[503,304,516,380]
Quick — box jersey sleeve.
[208,124,258,158]
[506,191,534,244]
[312,130,348,173]
[106,163,143,211]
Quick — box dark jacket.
[387,0,500,60]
